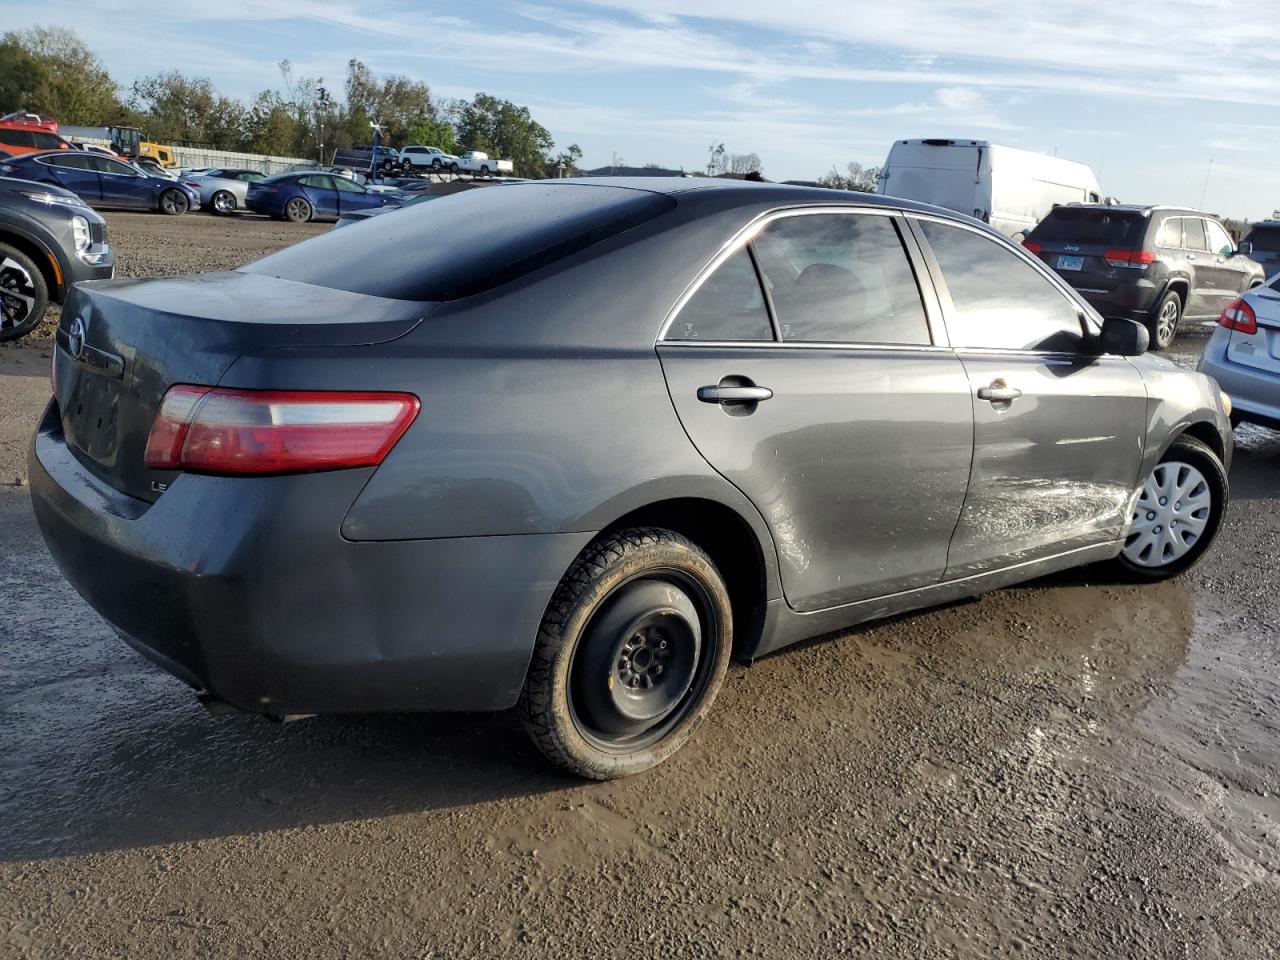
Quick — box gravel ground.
[2,213,1279,958]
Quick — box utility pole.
[370,120,384,184]
[316,83,330,164]
[1198,158,1214,210]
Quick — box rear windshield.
[1028,208,1147,245]
[243,182,676,301]
[1244,225,1280,253]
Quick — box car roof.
[1050,202,1214,218]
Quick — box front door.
[1202,219,1254,312]
[658,210,974,612]
[299,175,340,219]
[93,157,147,209]
[332,175,383,213]
[912,217,1148,578]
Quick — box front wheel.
[159,188,189,216]
[1147,290,1183,351]
[0,242,49,342]
[284,197,313,223]
[1114,435,1227,580]
[430,159,442,171]
[210,190,236,215]
[448,162,459,174]
[519,528,733,779]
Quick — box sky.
[4,0,1279,218]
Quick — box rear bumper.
[29,403,591,714]
[1199,334,1280,428]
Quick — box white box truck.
[877,139,1102,238]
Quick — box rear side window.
[920,220,1084,352]
[1027,208,1147,246]
[0,129,33,147]
[1183,218,1208,251]
[245,183,677,302]
[752,213,930,344]
[668,247,772,341]
[1156,218,1183,247]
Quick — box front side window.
[1205,220,1234,256]
[751,213,930,344]
[92,157,136,176]
[1182,218,1208,252]
[667,247,772,342]
[332,176,366,194]
[919,220,1084,352]
[32,132,65,149]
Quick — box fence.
[170,146,312,175]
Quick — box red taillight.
[1103,249,1156,268]
[1219,297,1257,335]
[144,386,420,475]
[1022,240,1042,254]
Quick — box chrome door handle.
[1187,253,1197,261]
[977,380,1022,403]
[697,385,773,403]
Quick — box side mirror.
[1238,241,1253,255]
[1099,316,1149,356]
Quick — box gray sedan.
[187,168,266,215]
[1199,276,1280,430]
[30,179,1233,779]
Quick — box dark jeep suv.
[1240,220,1280,280]
[1024,205,1264,350]
[0,176,113,340]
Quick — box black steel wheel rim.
[568,568,720,754]
[0,255,37,330]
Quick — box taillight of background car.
[144,385,420,475]
[1218,297,1257,335]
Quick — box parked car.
[452,151,513,176]
[332,192,437,229]
[1239,220,1280,279]
[331,145,404,177]
[877,139,1101,238]
[133,157,178,180]
[0,151,200,215]
[29,180,1233,779]
[0,119,75,156]
[1022,204,1265,350]
[0,176,112,340]
[400,145,458,172]
[245,171,404,222]
[1199,274,1280,430]
[187,168,267,215]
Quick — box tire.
[159,189,189,216]
[480,164,490,176]
[448,162,459,174]
[210,190,236,215]
[1147,289,1183,351]
[1113,434,1227,581]
[284,197,312,223]
[0,242,49,342]
[431,159,441,172]
[519,528,733,780]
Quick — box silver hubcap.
[0,255,37,330]
[288,199,308,219]
[1157,299,1179,344]
[215,193,233,212]
[1122,460,1212,567]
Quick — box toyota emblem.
[68,316,88,361]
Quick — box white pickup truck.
[452,151,514,176]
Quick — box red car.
[0,118,73,156]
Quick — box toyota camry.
[30,179,1233,778]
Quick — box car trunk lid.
[1024,209,1150,294]
[1226,284,1280,376]
[53,271,427,503]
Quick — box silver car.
[188,168,267,215]
[1199,274,1280,430]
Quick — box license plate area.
[62,373,123,468]
[1057,255,1084,271]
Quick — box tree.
[405,115,455,153]
[0,36,48,114]
[550,142,583,176]
[455,93,554,178]
[130,72,247,149]
[5,27,124,123]
[343,58,437,147]
[245,91,298,157]
[706,142,726,176]
[819,161,881,193]
[728,152,761,176]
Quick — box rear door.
[912,216,1147,576]
[37,154,102,201]
[0,129,36,154]
[1180,217,1217,317]
[300,175,339,218]
[658,208,974,612]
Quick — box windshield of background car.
[1245,226,1280,254]
[243,183,676,301]
[1027,209,1147,245]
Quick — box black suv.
[1240,220,1280,280]
[0,176,113,341]
[1024,204,1264,350]
[331,145,405,177]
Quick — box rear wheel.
[480,164,490,176]
[1148,290,1183,350]
[431,159,442,171]
[519,528,733,779]
[1114,435,1227,580]
[284,197,312,223]
[448,162,459,174]
[210,190,236,215]
[159,189,188,216]
[0,242,49,342]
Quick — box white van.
[877,139,1102,238]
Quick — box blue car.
[0,150,200,215]
[245,172,404,223]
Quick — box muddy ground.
[2,212,1280,958]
